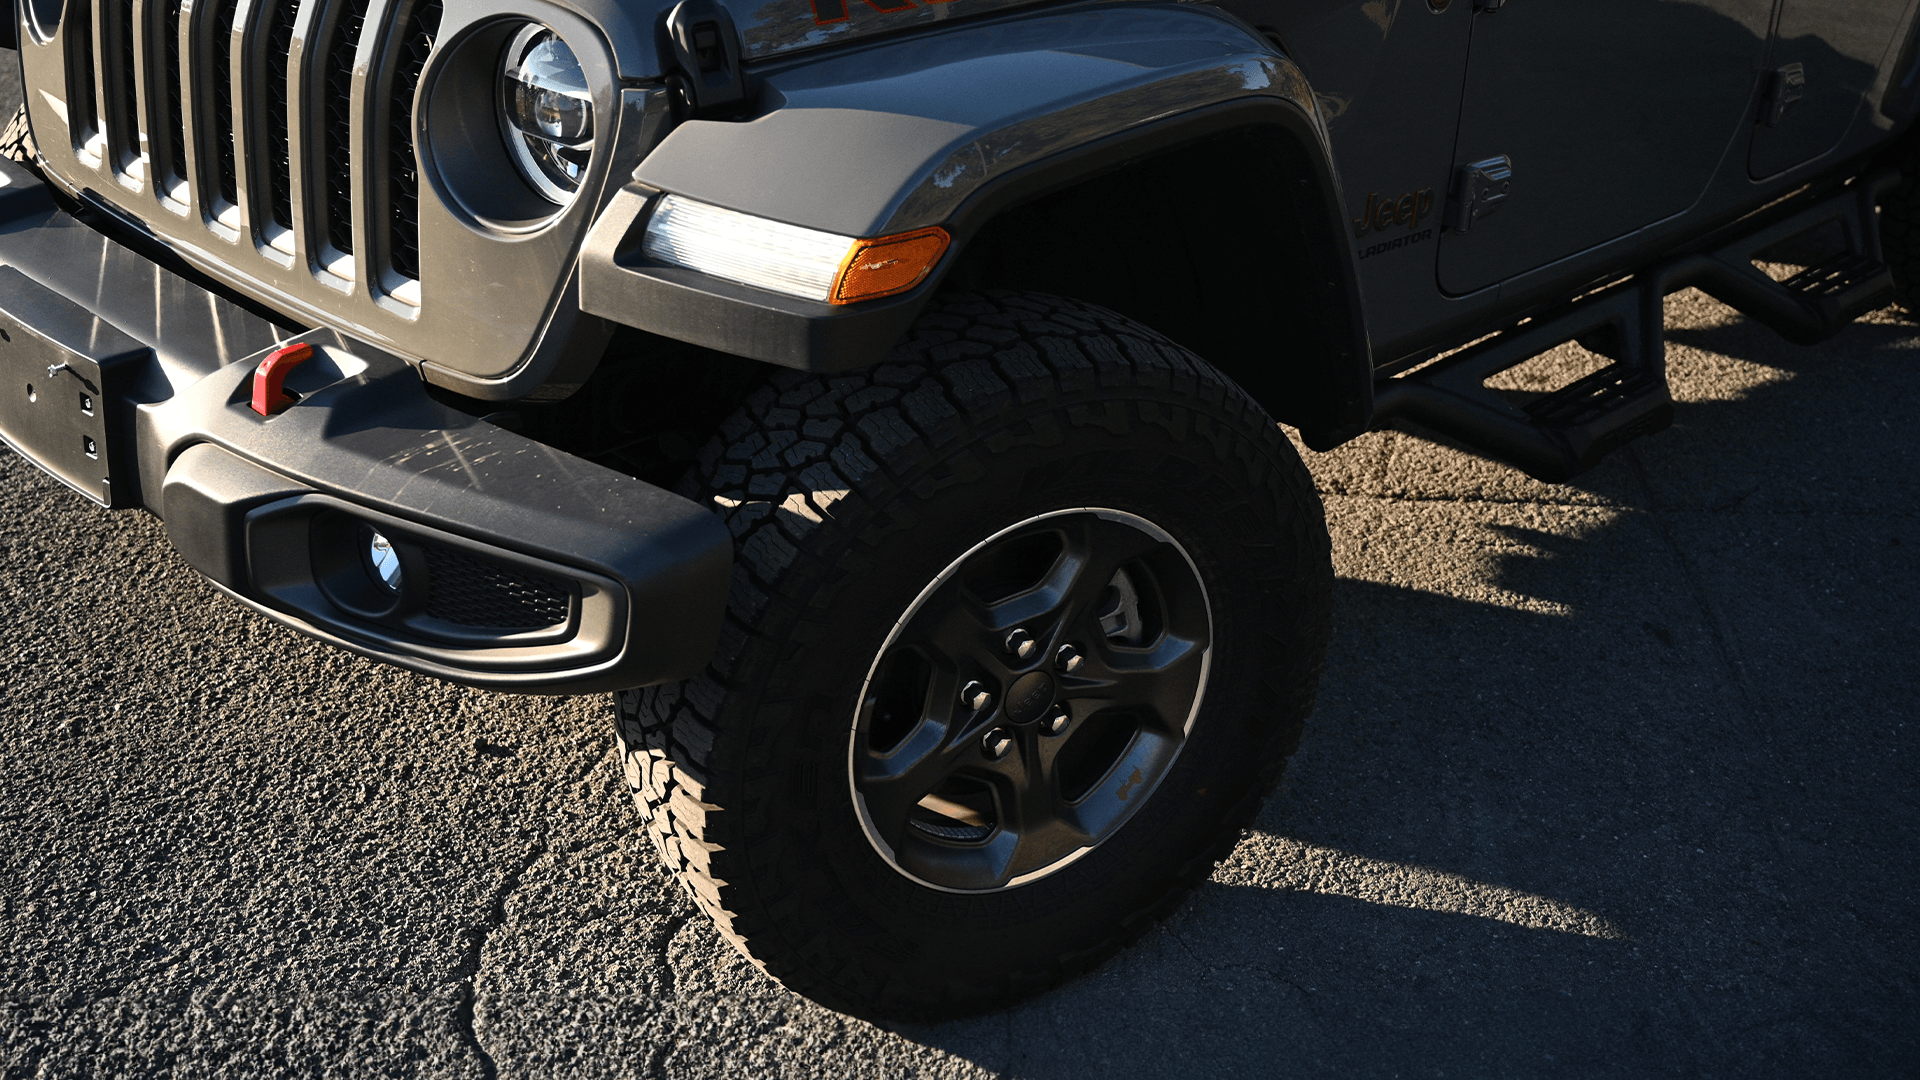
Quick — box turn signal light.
[831,227,950,305]
[641,195,950,305]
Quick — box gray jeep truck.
[0,0,1912,1019]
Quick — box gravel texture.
[0,65,1915,1080]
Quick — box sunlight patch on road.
[1662,286,1798,404]
[1219,834,1629,941]
[1321,497,1626,618]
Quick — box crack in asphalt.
[1326,489,1640,510]
[1623,446,1775,745]
[993,1009,1017,1079]
[642,905,696,1079]
[1163,923,1205,967]
[1166,923,1314,1000]
[454,841,547,1080]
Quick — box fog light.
[364,527,403,593]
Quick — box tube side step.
[1374,170,1897,481]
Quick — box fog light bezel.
[245,498,621,672]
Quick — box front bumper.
[0,158,731,694]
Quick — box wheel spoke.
[984,516,1170,642]
[1056,729,1182,839]
[991,730,1093,883]
[1054,518,1175,643]
[980,543,1081,631]
[876,724,1103,889]
[856,718,974,852]
[890,586,1005,673]
[1064,632,1210,734]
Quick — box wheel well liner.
[939,105,1371,448]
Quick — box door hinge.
[663,0,748,116]
[1448,155,1513,233]
[1763,63,1806,127]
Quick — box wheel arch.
[938,109,1372,449]
[579,6,1373,447]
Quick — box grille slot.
[111,0,137,173]
[423,546,574,630]
[261,0,298,232]
[320,0,369,256]
[158,0,187,194]
[386,0,438,282]
[207,0,241,209]
[66,0,100,155]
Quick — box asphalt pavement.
[1,77,1916,1080]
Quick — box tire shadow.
[889,302,1920,1078]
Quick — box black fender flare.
[581,3,1373,444]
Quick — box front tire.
[0,105,39,172]
[615,291,1332,1019]
[1883,140,1920,311]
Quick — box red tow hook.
[250,342,315,416]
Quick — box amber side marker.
[831,227,951,305]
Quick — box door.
[1438,0,1773,296]
[1219,0,1477,356]
[1749,0,1915,178]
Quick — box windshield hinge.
[663,0,748,116]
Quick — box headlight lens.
[641,195,953,305]
[499,26,592,204]
[643,195,855,302]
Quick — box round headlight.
[499,26,592,204]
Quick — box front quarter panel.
[582,1,1368,434]
[632,4,1327,239]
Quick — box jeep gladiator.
[0,0,1912,1019]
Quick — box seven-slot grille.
[55,0,441,299]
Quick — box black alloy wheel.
[853,508,1212,893]
[615,291,1333,1019]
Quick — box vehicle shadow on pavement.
[889,301,1919,1078]
[0,297,1913,1079]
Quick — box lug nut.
[960,680,993,712]
[1043,705,1070,736]
[1004,628,1038,661]
[1055,644,1084,674]
[981,727,1013,759]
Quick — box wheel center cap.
[1004,671,1057,725]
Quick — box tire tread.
[614,290,1330,1018]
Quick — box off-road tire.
[614,290,1333,1019]
[0,105,38,171]
[1883,141,1920,311]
